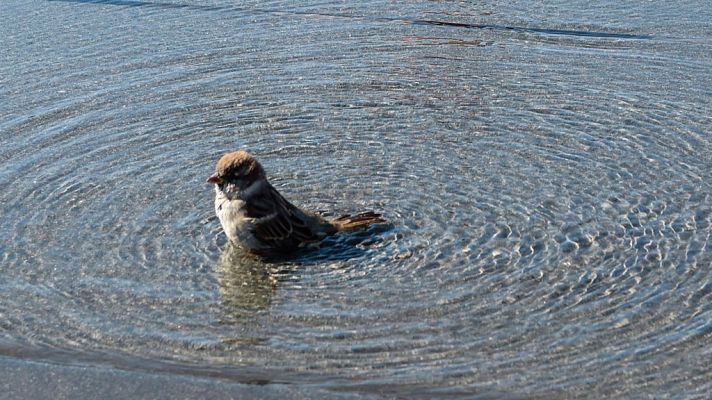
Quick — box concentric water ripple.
[2,0,711,398]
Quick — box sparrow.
[207,150,386,256]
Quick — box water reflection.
[216,244,279,313]
[215,225,391,317]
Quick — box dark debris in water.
[48,0,652,41]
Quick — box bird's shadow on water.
[285,222,394,263]
[216,223,392,316]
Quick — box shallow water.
[1,0,711,398]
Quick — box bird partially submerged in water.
[207,150,386,256]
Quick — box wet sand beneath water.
[0,357,372,400]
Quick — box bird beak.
[207,173,223,185]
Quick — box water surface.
[1,0,711,398]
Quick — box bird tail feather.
[330,211,386,232]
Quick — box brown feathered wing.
[243,183,335,251]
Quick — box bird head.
[207,150,266,200]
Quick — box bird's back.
[236,183,337,254]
